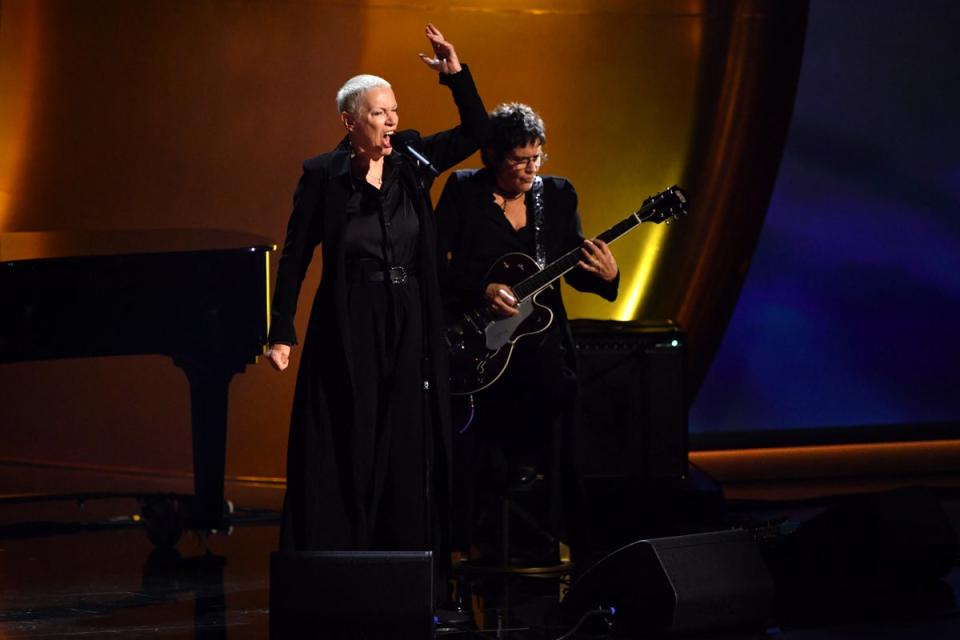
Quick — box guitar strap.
[531,175,546,269]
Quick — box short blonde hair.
[336,74,391,116]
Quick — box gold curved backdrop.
[0,1,806,482]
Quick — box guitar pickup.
[464,311,485,333]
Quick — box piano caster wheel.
[141,496,184,548]
[208,500,235,536]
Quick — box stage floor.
[1,461,959,639]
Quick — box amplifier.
[572,319,687,484]
[571,320,691,551]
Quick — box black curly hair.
[482,102,546,168]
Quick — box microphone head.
[392,131,439,175]
[390,129,418,151]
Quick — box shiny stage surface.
[1,462,959,639]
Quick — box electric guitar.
[446,185,689,396]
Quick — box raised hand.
[418,23,462,74]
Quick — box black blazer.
[269,67,488,549]
[435,168,619,367]
[436,169,618,309]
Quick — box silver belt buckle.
[389,266,408,285]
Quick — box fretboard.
[512,209,645,301]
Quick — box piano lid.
[0,229,275,263]
[1,228,275,363]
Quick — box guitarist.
[436,103,619,564]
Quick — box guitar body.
[447,253,554,395]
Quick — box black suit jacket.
[435,168,619,368]
[269,66,487,550]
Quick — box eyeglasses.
[504,152,546,169]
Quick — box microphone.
[392,131,439,176]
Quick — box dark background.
[691,0,960,436]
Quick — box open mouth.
[383,130,395,149]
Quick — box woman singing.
[267,24,487,554]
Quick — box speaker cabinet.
[562,529,775,635]
[270,551,434,638]
[768,487,959,624]
[571,320,694,550]
[571,319,687,484]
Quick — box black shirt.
[343,157,419,270]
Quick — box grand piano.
[0,229,274,537]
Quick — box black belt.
[347,264,413,285]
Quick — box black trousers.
[451,329,581,554]
[280,277,428,552]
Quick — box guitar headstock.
[639,185,689,224]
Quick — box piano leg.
[173,354,247,532]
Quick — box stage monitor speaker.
[571,319,687,485]
[768,486,958,623]
[269,550,434,639]
[562,529,775,636]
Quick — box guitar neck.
[512,209,644,301]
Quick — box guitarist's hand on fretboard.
[578,238,618,282]
[484,282,520,317]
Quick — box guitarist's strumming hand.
[578,238,618,282]
[485,282,520,317]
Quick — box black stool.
[458,465,573,575]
